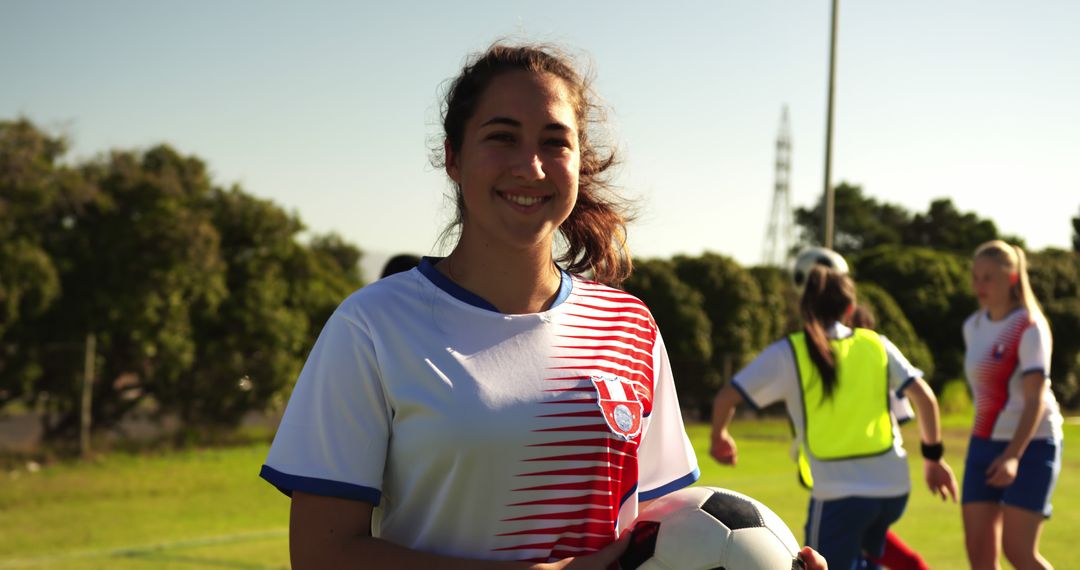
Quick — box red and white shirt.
[261,257,699,563]
[963,308,1063,441]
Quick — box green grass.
[690,416,1079,569]
[0,418,1075,569]
[0,445,288,569]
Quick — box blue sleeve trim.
[896,376,918,398]
[1022,367,1047,378]
[639,467,701,501]
[732,381,762,412]
[259,465,382,505]
[619,483,639,509]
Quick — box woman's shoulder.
[570,277,652,308]
[565,276,659,326]
[336,270,423,318]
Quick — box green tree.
[903,198,1001,253]
[854,281,935,381]
[179,187,307,426]
[0,120,97,410]
[747,265,799,342]
[1028,248,1080,407]
[795,186,1012,255]
[188,189,364,426]
[853,246,975,388]
[671,253,768,414]
[794,183,911,257]
[44,146,227,436]
[623,258,713,415]
[1072,207,1080,254]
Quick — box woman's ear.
[445,139,460,184]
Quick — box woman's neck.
[439,237,562,315]
[986,300,1021,321]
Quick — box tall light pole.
[823,0,839,249]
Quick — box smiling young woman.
[259,41,826,570]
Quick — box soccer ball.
[792,246,849,290]
[620,486,804,570]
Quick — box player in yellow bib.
[710,264,958,570]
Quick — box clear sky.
[4,0,1078,278]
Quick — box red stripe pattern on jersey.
[495,281,658,562]
[972,317,1031,438]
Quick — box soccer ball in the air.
[792,246,849,290]
[619,486,804,570]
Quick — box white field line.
[0,528,287,569]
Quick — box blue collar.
[417,256,573,313]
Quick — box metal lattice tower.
[762,106,795,267]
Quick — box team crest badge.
[992,343,1006,360]
[591,375,643,441]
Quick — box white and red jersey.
[963,308,1063,441]
[261,257,699,563]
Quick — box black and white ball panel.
[620,487,802,570]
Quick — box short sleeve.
[1018,320,1051,378]
[260,305,391,504]
[731,340,797,411]
[637,331,700,501]
[880,335,924,395]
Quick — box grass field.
[0,417,1075,569]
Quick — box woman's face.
[971,255,1015,310]
[446,70,580,252]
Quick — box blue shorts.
[962,436,1062,517]
[806,494,908,570]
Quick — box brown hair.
[849,304,876,330]
[973,240,1048,327]
[800,265,857,397]
[434,42,633,285]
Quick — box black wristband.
[921,442,944,462]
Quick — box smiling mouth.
[499,192,550,207]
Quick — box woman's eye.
[545,138,572,149]
[486,132,515,143]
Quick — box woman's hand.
[541,532,630,570]
[798,546,828,570]
[985,453,1019,488]
[710,429,738,465]
[924,459,958,502]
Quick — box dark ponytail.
[800,265,857,398]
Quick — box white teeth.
[504,194,544,206]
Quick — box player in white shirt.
[962,241,1063,570]
[260,43,831,570]
[710,265,957,570]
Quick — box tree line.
[2,118,1079,446]
[627,184,1080,416]
[1,119,363,443]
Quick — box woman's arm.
[709,383,744,465]
[985,371,1047,488]
[901,378,958,502]
[290,492,628,570]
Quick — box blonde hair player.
[962,240,1063,570]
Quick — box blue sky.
[4,0,1078,278]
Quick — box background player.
[962,240,1063,570]
[711,264,956,570]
